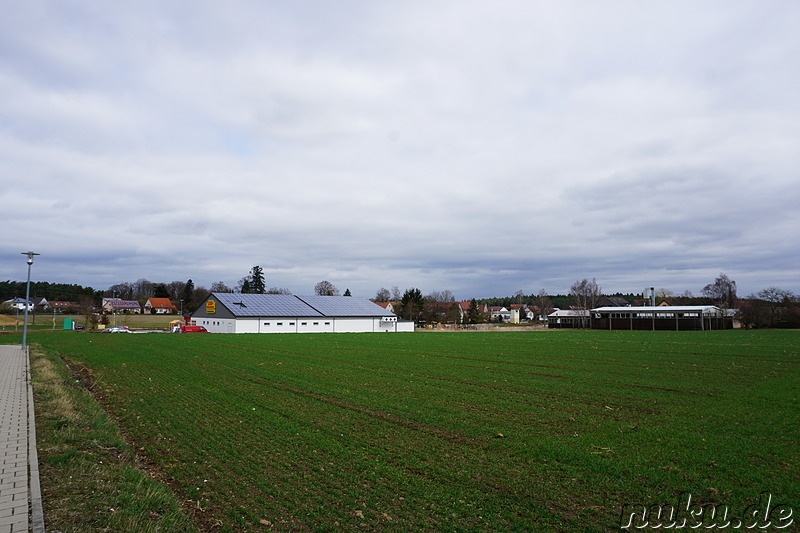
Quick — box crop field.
[30,330,799,531]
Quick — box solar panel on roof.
[212,293,323,317]
[208,293,394,318]
[295,295,393,317]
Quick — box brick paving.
[0,345,43,533]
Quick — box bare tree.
[514,290,525,306]
[266,287,292,294]
[132,278,155,300]
[655,288,674,300]
[78,295,98,330]
[391,286,402,301]
[569,278,601,328]
[210,281,233,293]
[314,280,340,296]
[166,281,186,301]
[748,287,797,327]
[533,289,553,322]
[701,273,737,309]
[375,288,391,302]
[107,282,133,299]
[426,290,455,304]
[191,286,210,311]
[424,290,457,323]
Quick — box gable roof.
[198,293,395,318]
[599,296,630,307]
[103,298,141,309]
[146,298,177,309]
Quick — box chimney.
[651,287,656,307]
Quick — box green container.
[63,317,73,330]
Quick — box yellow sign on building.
[206,300,216,314]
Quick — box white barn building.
[191,293,414,333]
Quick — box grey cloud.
[1,1,798,298]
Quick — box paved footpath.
[0,345,43,533]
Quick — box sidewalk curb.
[25,347,44,533]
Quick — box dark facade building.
[590,306,731,331]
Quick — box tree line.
[2,271,798,328]
[0,280,98,302]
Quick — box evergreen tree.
[468,298,481,324]
[343,288,352,296]
[400,288,425,322]
[154,284,170,298]
[181,279,195,311]
[249,266,266,294]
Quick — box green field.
[25,330,800,531]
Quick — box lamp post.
[21,251,40,350]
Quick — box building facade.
[191,293,414,333]
[590,306,730,331]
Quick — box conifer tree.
[249,266,266,294]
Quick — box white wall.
[198,316,411,333]
[256,318,300,333]
[332,317,377,332]
[295,318,335,333]
[195,318,235,333]
[237,319,260,333]
[395,321,415,332]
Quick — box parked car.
[105,326,130,333]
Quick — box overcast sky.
[2,1,798,300]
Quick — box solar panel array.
[210,293,393,318]
[212,293,324,317]
[295,295,391,317]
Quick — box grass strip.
[29,344,197,533]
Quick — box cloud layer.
[2,1,798,298]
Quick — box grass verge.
[30,344,196,532]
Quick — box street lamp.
[21,251,40,351]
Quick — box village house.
[144,297,178,314]
[102,298,142,314]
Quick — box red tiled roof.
[147,298,177,309]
